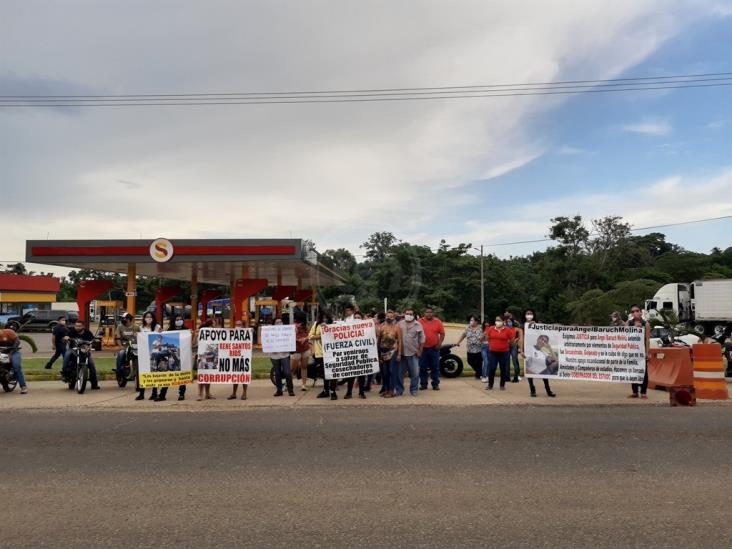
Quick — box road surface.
[4,406,732,548]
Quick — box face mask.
[495,321,504,328]
[404,314,414,322]
[175,320,184,327]
[144,318,152,325]
[525,314,534,321]
[469,320,477,327]
[59,320,66,325]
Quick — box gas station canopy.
[25,238,345,287]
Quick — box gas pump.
[95,300,123,349]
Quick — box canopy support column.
[126,263,137,315]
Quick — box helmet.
[0,329,18,346]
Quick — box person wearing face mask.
[626,304,651,400]
[504,312,523,383]
[228,319,251,401]
[344,312,367,399]
[137,312,161,401]
[418,307,445,391]
[270,318,295,398]
[521,309,556,398]
[311,310,336,399]
[610,311,625,327]
[155,314,188,402]
[455,315,484,379]
[377,310,401,397]
[397,308,425,396]
[44,316,69,370]
[484,315,515,391]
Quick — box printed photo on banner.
[260,324,296,354]
[524,324,646,383]
[136,330,193,388]
[196,328,253,384]
[321,320,379,380]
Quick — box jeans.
[379,349,396,392]
[486,350,509,388]
[401,355,420,394]
[45,344,66,368]
[11,351,27,388]
[62,349,99,388]
[272,356,294,394]
[509,344,521,378]
[346,376,366,395]
[631,362,649,395]
[481,343,489,378]
[419,347,440,388]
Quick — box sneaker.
[288,391,296,396]
[627,394,639,399]
[410,392,417,397]
[485,385,493,391]
[330,392,338,401]
[480,377,488,383]
[148,393,157,401]
[316,391,330,399]
[344,393,352,400]
[155,396,166,402]
[547,391,557,398]
[511,377,519,383]
[432,386,440,391]
[91,386,101,391]
[135,394,144,401]
[301,385,308,391]
[20,386,28,394]
[273,391,283,397]
[44,364,52,369]
[420,385,428,391]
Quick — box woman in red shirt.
[484,315,515,391]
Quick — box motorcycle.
[64,338,94,394]
[0,346,18,393]
[710,327,732,377]
[439,343,464,378]
[116,340,138,388]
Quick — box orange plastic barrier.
[692,343,729,400]
[648,347,694,389]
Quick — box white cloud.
[0,0,722,262]
[622,118,673,136]
[706,120,725,129]
[556,145,586,155]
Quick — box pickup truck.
[0,310,79,332]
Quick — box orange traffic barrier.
[648,346,694,389]
[692,343,729,400]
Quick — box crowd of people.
[1,303,657,401]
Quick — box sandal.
[241,395,247,400]
[205,395,216,400]
[226,395,237,400]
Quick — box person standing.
[521,309,556,398]
[292,316,311,392]
[484,315,515,391]
[344,312,368,399]
[228,319,250,400]
[505,312,523,383]
[455,316,483,379]
[480,321,490,383]
[44,316,69,370]
[627,304,651,400]
[137,311,161,401]
[418,307,445,391]
[311,311,336,399]
[377,310,400,398]
[270,318,295,397]
[398,308,424,396]
[156,314,188,402]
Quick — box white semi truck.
[645,279,732,335]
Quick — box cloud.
[706,120,725,129]
[0,1,722,262]
[556,145,586,156]
[622,118,672,136]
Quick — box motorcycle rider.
[115,313,141,381]
[0,329,29,394]
[62,319,100,390]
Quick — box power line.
[2,74,731,108]
[480,214,732,248]
[3,71,731,100]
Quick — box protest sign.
[261,324,296,354]
[523,324,646,383]
[196,328,253,384]
[321,320,379,380]
[137,330,193,388]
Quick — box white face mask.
[404,314,414,322]
[175,320,184,327]
[144,317,152,325]
[525,314,534,321]
[495,321,504,328]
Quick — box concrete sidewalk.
[1,377,730,411]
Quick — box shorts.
[291,350,311,362]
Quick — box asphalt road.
[4,406,732,548]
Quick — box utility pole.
[480,245,485,324]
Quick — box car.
[649,326,701,348]
[0,310,79,332]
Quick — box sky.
[1,0,732,270]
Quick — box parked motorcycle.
[116,340,138,388]
[439,344,464,378]
[64,338,94,394]
[710,327,732,377]
[0,345,18,393]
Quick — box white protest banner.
[261,324,296,353]
[524,324,646,383]
[196,328,253,384]
[137,330,193,388]
[321,320,379,380]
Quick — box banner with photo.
[321,320,379,380]
[196,328,253,384]
[260,324,296,354]
[523,324,646,383]
[137,330,193,388]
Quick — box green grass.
[20,356,275,380]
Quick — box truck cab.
[645,283,691,322]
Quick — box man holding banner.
[261,319,296,397]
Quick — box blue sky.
[1,1,731,267]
